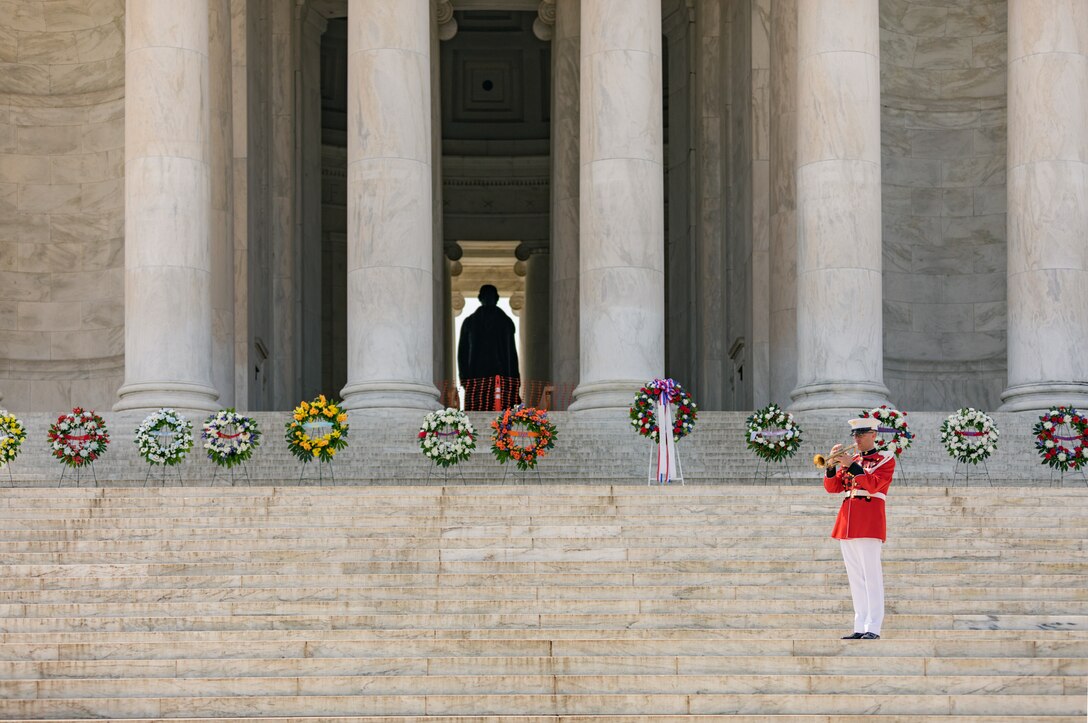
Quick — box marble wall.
[880,0,1008,410]
[0,0,126,411]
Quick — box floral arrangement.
[202,409,260,468]
[939,408,999,465]
[1032,406,1087,473]
[491,405,557,471]
[630,378,698,443]
[135,409,193,467]
[0,411,27,467]
[419,408,476,468]
[857,405,913,457]
[745,402,804,462]
[285,395,348,463]
[47,408,109,467]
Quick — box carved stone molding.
[533,0,555,40]
[436,0,458,40]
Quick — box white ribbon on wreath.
[650,379,682,485]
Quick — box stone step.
[2,485,1082,498]
[2,536,1084,553]
[2,543,1088,565]
[2,560,1085,578]
[3,612,1085,634]
[2,654,1085,679]
[9,716,1081,723]
[5,547,1087,566]
[5,584,1084,604]
[5,595,1088,618]
[2,692,1082,717]
[3,528,1084,544]
[2,672,1083,699]
[4,633,1085,659]
[5,571,1084,592]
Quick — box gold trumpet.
[813,443,858,469]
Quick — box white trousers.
[840,538,884,635]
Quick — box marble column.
[210,0,235,408]
[1001,0,1088,411]
[569,0,665,411]
[341,0,439,410]
[519,244,551,405]
[116,0,219,413]
[768,0,798,404]
[549,0,579,398]
[788,0,888,412]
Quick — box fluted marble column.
[341,0,439,410]
[549,0,579,397]
[569,0,664,411]
[116,0,219,413]
[1001,0,1088,411]
[789,0,888,412]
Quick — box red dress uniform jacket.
[824,450,895,542]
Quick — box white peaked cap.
[848,417,880,432]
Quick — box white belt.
[844,491,886,501]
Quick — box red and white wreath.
[48,407,110,467]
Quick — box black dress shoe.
[841,632,865,639]
[859,632,881,640]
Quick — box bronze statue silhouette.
[458,285,521,410]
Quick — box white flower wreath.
[940,407,999,465]
[135,408,193,467]
[858,405,913,457]
[745,402,804,462]
[419,408,476,468]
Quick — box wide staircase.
[0,483,1085,720]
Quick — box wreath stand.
[59,462,97,487]
[502,463,543,485]
[951,460,992,487]
[143,428,184,487]
[1050,466,1088,488]
[299,460,335,484]
[144,463,183,487]
[639,445,683,484]
[428,464,467,485]
[753,455,792,486]
[211,463,250,486]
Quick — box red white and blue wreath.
[745,402,803,462]
[1032,406,1088,473]
[857,405,913,457]
[202,409,261,468]
[940,407,999,465]
[630,378,698,443]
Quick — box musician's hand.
[830,444,844,456]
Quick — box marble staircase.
[0,484,1085,720]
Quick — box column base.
[569,379,646,412]
[340,380,441,411]
[788,381,890,413]
[114,381,220,416]
[999,382,1088,412]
